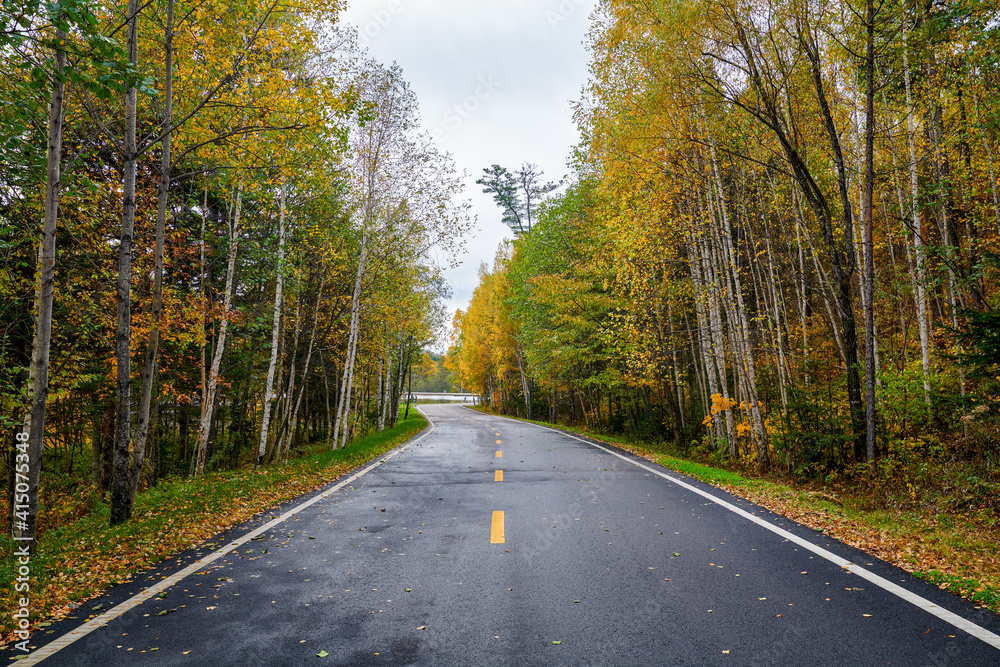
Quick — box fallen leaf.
[551,640,562,645]
[417,626,426,630]
[317,649,329,657]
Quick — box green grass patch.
[656,456,749,487]
[916,570,1000,609]
[0,410,427,642]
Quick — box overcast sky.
[337,0,596,347]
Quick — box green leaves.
[477,163,560,237]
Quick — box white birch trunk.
[281,277,325,460]
[256,178,288,465]
[110,0,141,523]
[133,0,174,507]
[903,14,932,411]
[334,229,367,448]
[193,180,243,476]
[14,25,65,545]
[709,149,768,463]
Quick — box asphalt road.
[16,404,1000,665]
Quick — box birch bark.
[193,181,243,475]
[132,0,175,514]
[334,229,367,448]
[14,24,65,546]
[110,0,141,523]
[903,10,932,411]
[257,178,288,465]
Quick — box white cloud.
[339,0,595,347]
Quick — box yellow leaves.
[703,395,762,439]
[702,395,733,426]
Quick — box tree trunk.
[334,229,366,448]
[901,15,932,413]
[131,0,174,516]
[257,179,288,466]
[709,146,768,464]
[863,0,878,461]
[281,276,325,460]
[515,346,532,420]
[12,24,66,549]
[193,180,243,475]
[110,0,141,525]
[699,200,736,454]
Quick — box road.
[17,404,1000,665]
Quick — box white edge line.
[516,416,1000,652]
[21,414,436,665]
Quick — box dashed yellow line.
[495,470,503,482]
[491,511,505,543]
[496,439,501,444]
[496,450,502,457]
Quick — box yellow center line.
[491,511,505,543]
[496,450,502,457]
[495,470,503,482]
[496,439,501,444]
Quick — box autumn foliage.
[453,0,1000,496]
[0,0,466,631]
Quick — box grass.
[0,410,428,644]
[472,406,1000,616]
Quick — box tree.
[8,0,133,549]
[12,8,67,552]
[477,163,559,236]
[332,59,469,448]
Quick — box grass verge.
[472,406,1000,616]
[0,410,427,644]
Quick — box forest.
[451,0,1000,505]
[1,0,468,546]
